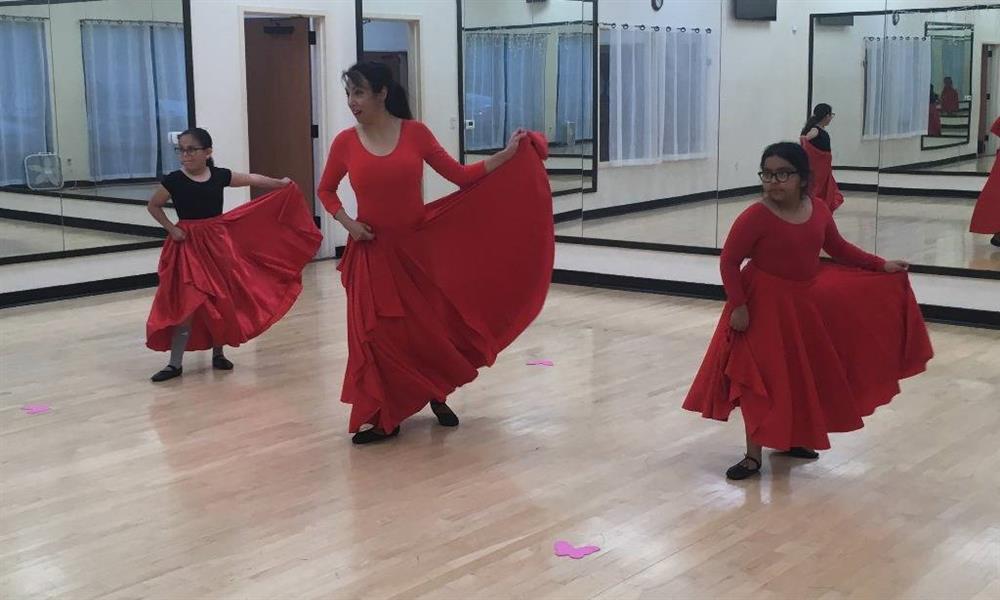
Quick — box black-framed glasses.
[174,146,205,156]
[758,170,798,183]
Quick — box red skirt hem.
[145,184,322,352]
[682,263,933,451]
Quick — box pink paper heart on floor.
[527,359,554,367]
[554,540,600,559]
[22,404,51,415]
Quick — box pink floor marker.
[22,404,51,415]
[554,540,600,559]
[527,359,554,367]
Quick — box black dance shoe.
[151,365,182,382]
[430,401,459,427]
[352,426,401,445]
[726,455,762,480]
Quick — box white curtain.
[505,33,548,140]
[152,24,187,173]
[0,18,52,187]
[863,37,931,140]
[556,32,594,144]
[607,26,711,166]
[464,32,506,151]
[81,22,158,181]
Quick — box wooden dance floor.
[2,261,998,599]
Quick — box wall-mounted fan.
[24,153,63,191]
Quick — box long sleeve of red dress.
[721,199,884,306]
[316,122,486,218]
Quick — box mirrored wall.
[453,1,997,275]
[460,0,595,237]
[812,4,999,272]
[0,0,191,262]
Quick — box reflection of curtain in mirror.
[940,38,968,98]
[556,32,593,145]
[607,27,710,166]
[152,24,187,174]
[863,37,931,140]
[464,33,506,151]
[505,34,548,140]
[0,17,52,187]
[81,22,158,181]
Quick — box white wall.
[189,0,358,257]
[363,0,463,203]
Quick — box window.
[599,26,712,165]
[555,32,594,145]
[862,36,931,139]
[81,21,188,181]
[0,17,53,187]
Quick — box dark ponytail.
[343,61,413,120]
[179,127,215,167]
[801,103,833,136]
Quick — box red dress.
[146,184,323,351]
[970,117,1000,234]
[683,199,933,450]
[318,120,554,433]
[928,103,942,136]
[801,135,844,212]
[940,86,960,113]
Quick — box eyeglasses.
[174,146,205,156]
[758,170,798,183]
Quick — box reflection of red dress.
[800,136,844,212]
[970,117,1000,234]
[683,199,932,451]
[318,121,554,433]
[146,185,322,351]
[928,103,942,136]
[940,87,959,113]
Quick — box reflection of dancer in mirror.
[146,128,322,382]
[317,62,554,444]
[928,85,942,136]
[683,142,933,480]
[970,116,1000,247]
[799,103,843,211]
[940,76,960,113]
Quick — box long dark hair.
[801,103,833,136]
[179,127,215,167]
[761,142,811,193]
[342,61,413,120]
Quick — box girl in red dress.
[683,142,933,480]
[969,116,1000,247]
[146,128,322,382]
[318,62,554,444]
[799,103,843,212]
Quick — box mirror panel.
[461,0,593,237]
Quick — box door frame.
[237,7,329,208]
[362,14,422,120]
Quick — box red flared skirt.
[683,263,933,450]
[970,152,1000,234]
[802,140,844,212]
[338,133,555,433]
[146,184,323,351]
